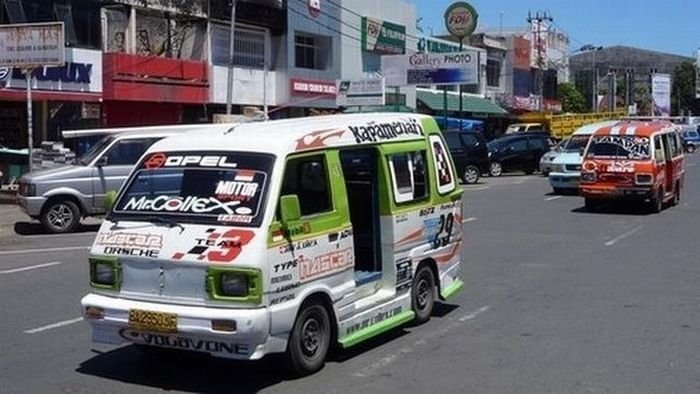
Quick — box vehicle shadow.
[571,201,655,216]
[76,304,461,391]
[14,221,100,236]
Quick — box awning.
[342,105,416,113]
[417,88,508,116]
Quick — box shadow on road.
[76,304,461,391]
[571,201,656,216]
[14,221,100,236]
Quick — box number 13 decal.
[433,213,454,249]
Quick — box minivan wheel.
[40,199,80,234]
[411,266,436,324]
[285,302,331,376]
[687,144,696,154]
[462,165,480,184]
[650,188,664,213]
[672,182,681,206]
[489,162,503,177]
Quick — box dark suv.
[443,130,489,184]
[487,133,551,176]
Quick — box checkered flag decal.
[433,142,452,186]
[172,228,219,261]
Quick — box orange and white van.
[579,121,684,213]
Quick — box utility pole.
[527,10,553,112]
[225,0,237,115]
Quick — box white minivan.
[81,113,464,375]
[548,121,620,194]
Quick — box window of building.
[135,11,206,60]
[295,33,330,70]
[388,151,429,204]
[211,24,267,69]
[486,58,501,87]
[279,155,332,217]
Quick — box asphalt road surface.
[1,155,700,393]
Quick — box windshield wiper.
[144,215,185,234]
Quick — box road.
[1,156,699,393]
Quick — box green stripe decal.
[338,310,416,348]
[440,279,464,300]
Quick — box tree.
[557,82,586,113]
[671,61,700,116]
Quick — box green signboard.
[361,17,406,55]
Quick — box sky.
[410,0,700,58]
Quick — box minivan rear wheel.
[462,165,480,184]
[40,199,80,233]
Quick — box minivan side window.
[388,151,429,204]
[279,155,331,216]
[654,135,665,163]
[103,138,159,166]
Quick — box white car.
[548,120,620,194]
[539,138,567,176]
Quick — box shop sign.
[416,36,460,54]
[361,17,406,55]
[0,22,65,68]
[290,78,336,97]
[381,51,478,87]
[444,2,478,38]
[12,62,92,84]
[2,48,102,93]
[336,78,385,106]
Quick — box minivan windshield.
[563,135,591,152]
[111,151,275,227]
[79,135,114,165]
[585,135,651,160]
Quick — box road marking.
[18,231,98,239]
[352,305,491,378]
[545,195,562,201]
[464,185,490,191]
[462,217,477,224]
[0,261,62,275]
[0,246,89,256]
[24,317,83,334]
[605,225,643,246]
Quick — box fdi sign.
[336,78,385,106]
[0,22,65,68]
[361,17,406,55]
[381,51,479,87]
[444,2,478,38]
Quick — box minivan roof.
[61,123,240,139]
[591,120,677,138]
[150,113,435,157]
[571,120,621,136]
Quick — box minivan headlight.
[89,256,121,290]
[635,174,653,185]
[580,172,596,183]
[206,267,262,303]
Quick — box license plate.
[128,309,178,333]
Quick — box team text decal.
[172,228,255,263]
[348,118,424,144]
[95,232,163,258]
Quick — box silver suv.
[17,128,190,233]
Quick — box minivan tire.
[649,189,664,213]
[411,266,436,324]
[40,199,80,234]
[462,165,480,184]
[687,144,696,154]
[489,162,503,177]
[285,302,331,376]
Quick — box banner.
[0,22,65,68]
[381,51,479,87]
[513,37,531,70]
[651,73,671,117]
[336,78,385,106]
[361,17,405,55]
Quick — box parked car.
[680,127,700,153]
[17,124,232,233]
[548,120,620,194]
[487,133,551,176]
[539,138,568,176]
[443,129,490,184]
[505,123,545,134]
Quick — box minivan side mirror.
[104,190,118,212]
[279,195,301,224]
[95,155,108,167]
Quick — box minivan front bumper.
[81,293,285,360]
[580,185,653,200]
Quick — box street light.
[579,45,603,112]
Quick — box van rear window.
[112,151,274,227]
[586,135,650,160]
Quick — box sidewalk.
[0,203,25,239]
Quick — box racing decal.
[591,135,650,159]
[298,248,354,281]
[123,195,240,214]
[95,231,163,258]
[345,306,403,336]
[433,141,452,186]
[394,228,424,247]
[608,161,635,173]
[434,238,462,264]
[278,239,318,254]
[349,118,424,144]
[143,153,238,169]
[119,328,250,355]
[295,128,346,151]
[171,228,255,263]
[395,258,412,292]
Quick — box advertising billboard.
[651,73,671,117]
[336,78,385,106]
[0,22,65,68]
[513,37,531,70]
[381,51,479,87]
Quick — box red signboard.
[513,37,531,70]
[290,78,337,97]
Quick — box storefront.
[0,48,102,148]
